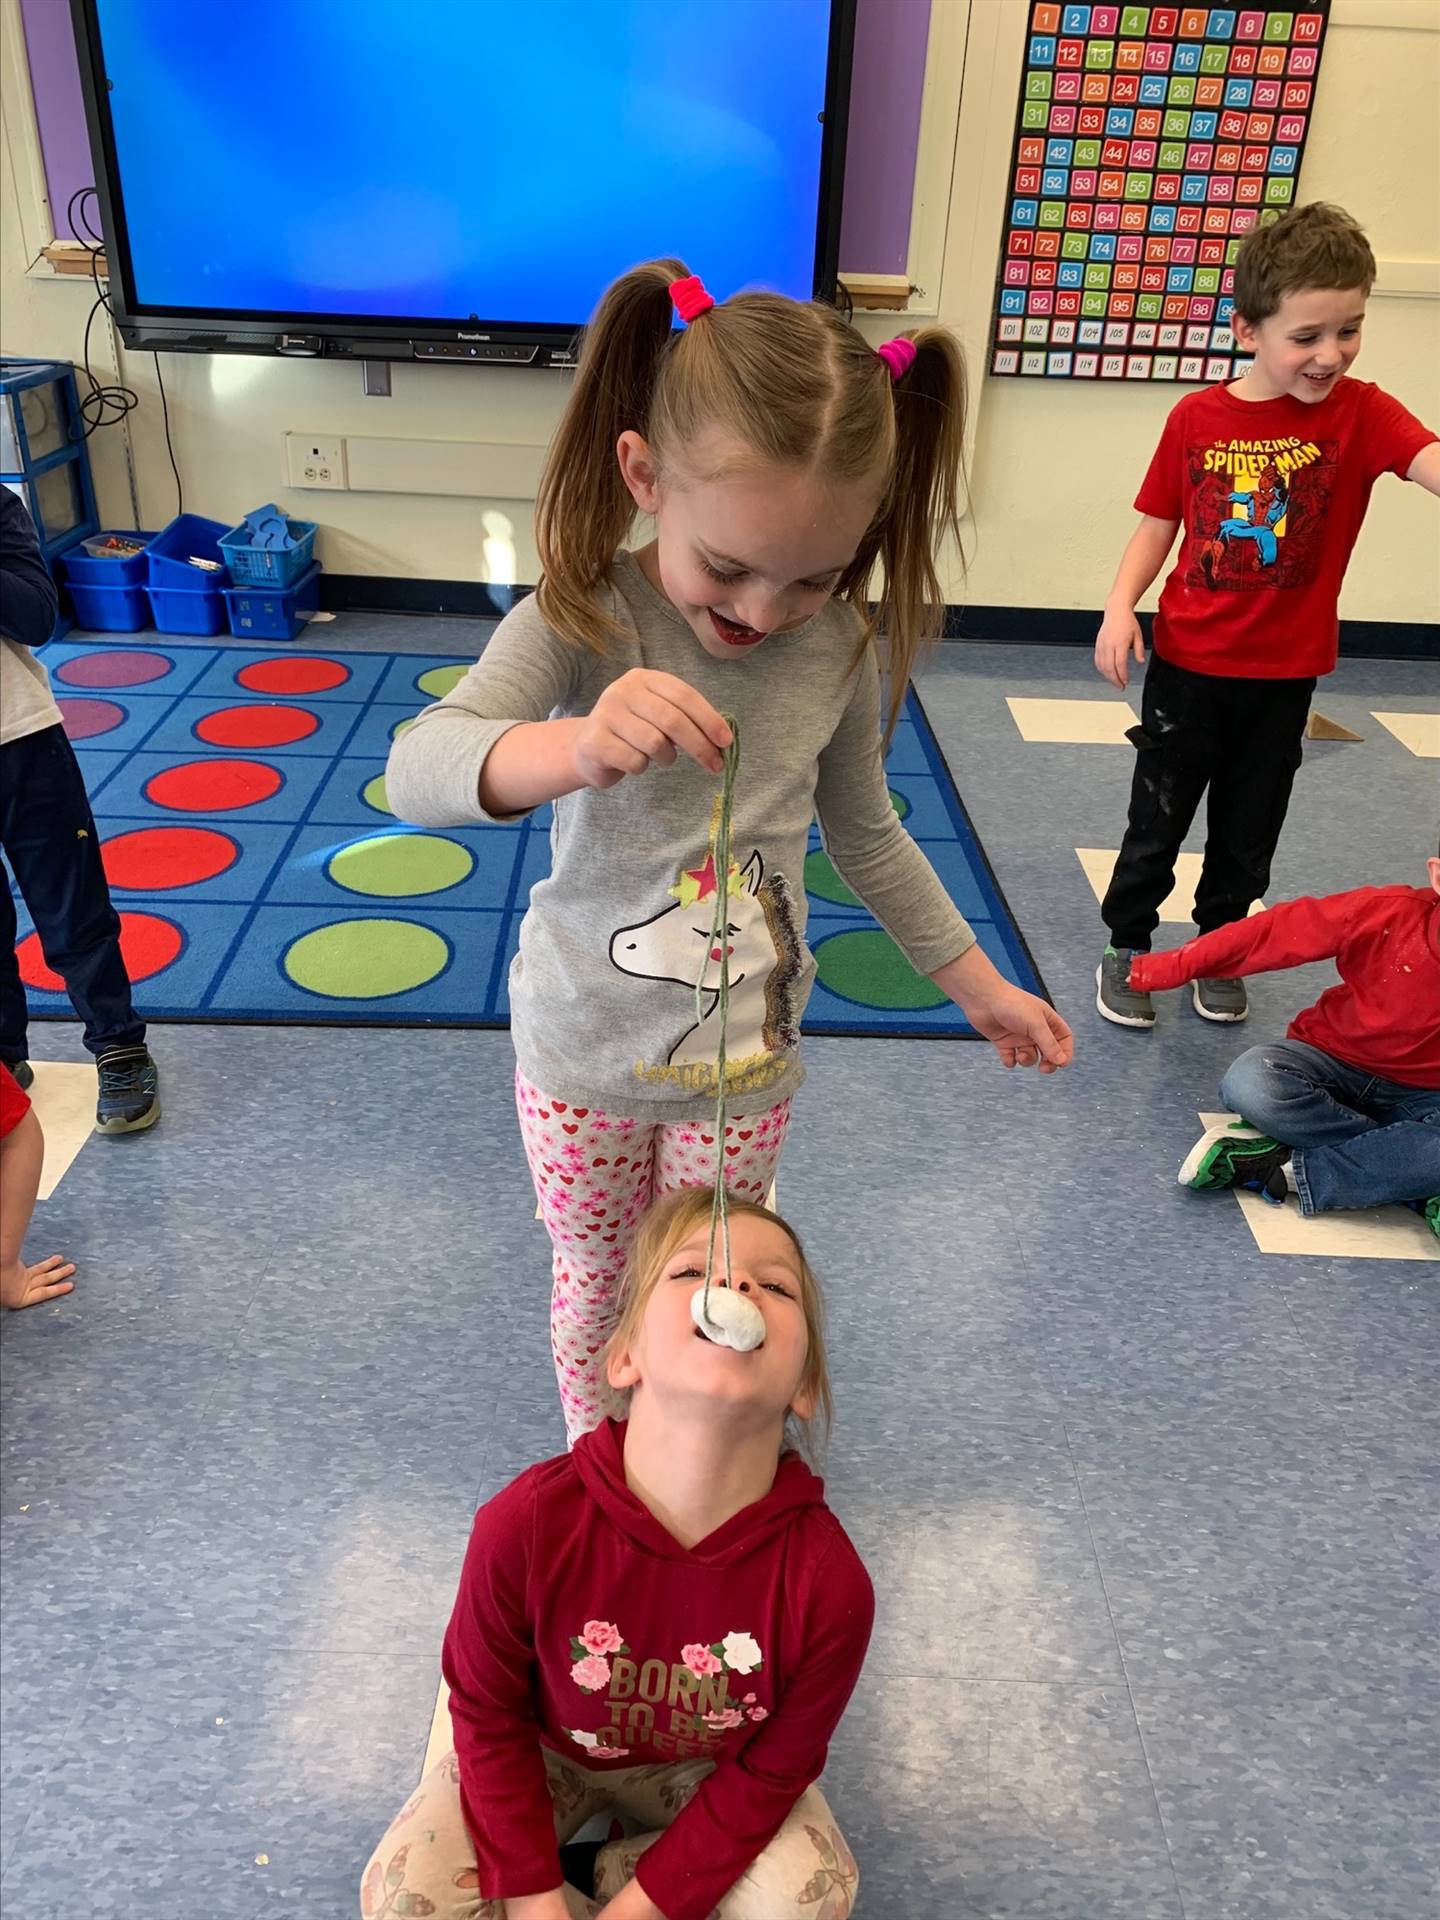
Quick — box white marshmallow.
[690,1286,766,1351]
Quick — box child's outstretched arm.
[815,651,1074,1073]
[1407,440,1440,496]
[930,944,1074,1073]
[1094,514,1179,690]
[1130,890,1363,994]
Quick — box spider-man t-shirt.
[1135,377,1435,679]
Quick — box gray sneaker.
[1096,947,1155,1028]
[1192,976,1248,1022]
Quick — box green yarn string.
[699,716,740,1327]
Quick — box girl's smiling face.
[618,428,883,660]
[607,1212,816,1422]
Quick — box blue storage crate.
[148,580,227,636]
[65,579,153,632]
[220,507,317,588]
[62,530,156,588]
[146,513,230,590]
[222,562,322,641]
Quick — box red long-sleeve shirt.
[441,1418,874,1920]
[1130,885,1440,1088]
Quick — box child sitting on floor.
[1,1062,76,1308]
[360,1188,871,1920]
[1129,847,1440,1235]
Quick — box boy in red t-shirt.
[1092,203,1439,1030]
[1127,848,1440,1236]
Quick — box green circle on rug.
[327,833,473,897]
[805,850,860,908]
[361,773,392,815]
[391,716,416,740]
[416,664,467,697]
[804,792,911,908]
[815,930,948,1011]
[284,919,449,998]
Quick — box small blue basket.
[220,508,317,588]
[222,562,322,641]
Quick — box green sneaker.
[1178,1121,1289,1202]
[1425,1197,1440,1242]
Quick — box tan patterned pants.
[360,1745,858,1920]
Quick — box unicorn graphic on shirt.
[610,846,801,1083]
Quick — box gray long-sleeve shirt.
[387,552,974,1122]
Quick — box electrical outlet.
[284,433,347,489]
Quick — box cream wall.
[2,0,1436,619]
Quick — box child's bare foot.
[0,1254,76,1310]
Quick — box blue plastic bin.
[146,513,227,632]
[220,508,318,588]
[148,581,228,635]
[60,530,157,630]
[222,562,322,641]
[146,513,230,590]
[62,530,156,587]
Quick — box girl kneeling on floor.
[360,1189,871,1920]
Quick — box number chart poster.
[991,6,1330,384]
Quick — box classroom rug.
[14,640,1046,1037]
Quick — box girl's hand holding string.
[572,669,732,789]
[475,672,731,814]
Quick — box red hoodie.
[441,1418,874,1920]
[1129,886,1440,1088]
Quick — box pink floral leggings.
[516,1071,792,1442]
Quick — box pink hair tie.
[669,274,715,324]
[876,336,917,383]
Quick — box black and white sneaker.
[1193,976,1248,1022]
[95,1046,160,1135]
[1096,947,1155,1028]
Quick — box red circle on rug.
[18,911,183,991]
[235,656,349,695]
[58,696,126,740]
[194,703,319,748]
[54,649,173,689]
[144,758,283,812]
[101,826,239,891]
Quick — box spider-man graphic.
[1199,461,1289,581]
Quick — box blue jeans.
[1219,1039,1440,1215]
[0,724,144,1061]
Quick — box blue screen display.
[94,0,836,324]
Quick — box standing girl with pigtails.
[388,260,1074,1442]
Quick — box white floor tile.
[1006,696,1138,744]
[1371,711,1440,759]
[1197,1111,1438,1262]
[28,1062,95,1202]
[1076,849,1265,926]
